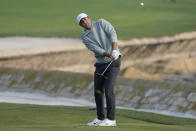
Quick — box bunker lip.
[0,91,196,119]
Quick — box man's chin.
[86,26,91,30]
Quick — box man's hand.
[103,51,116,61]
[111,42,119,60]
[110,54,116,61]
[112,50,119,60]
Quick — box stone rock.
[0,74,12,81]
[131,96,141,103]
[173,91,184,97]
[168,105,178,112]
[154,104,168,110]
[160,97,170,104]
[147,96,161,104]
[145,89,170,97]
[34,75,42,82]
[46,84,55,92]
[187,103,195,110]
[168,97,188,107]
[187,93,196,102]
[175,97,188,107]
[140,104,152,109]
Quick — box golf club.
[96,60,113,79]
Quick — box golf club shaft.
[101,60,113,75]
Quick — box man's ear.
[87,16,91,20]
[79,20,83,27]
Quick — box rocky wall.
[0,67,195,116]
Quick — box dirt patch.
[0,32,196,80]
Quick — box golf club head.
[96,73,108,79]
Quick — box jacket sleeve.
[82,37,105,56]
[100,19,118,43]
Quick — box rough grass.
[0,103,196,131]
[0,0,196,39]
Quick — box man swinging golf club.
[77,13,121,126]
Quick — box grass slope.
[0,103,196,131]
[0,0,196,39]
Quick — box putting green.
[0,103,196,131]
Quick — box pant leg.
[103,57,121,120]
[94,63,106,120]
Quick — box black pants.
[94,56,121,120]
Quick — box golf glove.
[112,50,119,60]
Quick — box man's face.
[79,17,92,30]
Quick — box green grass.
[0,103,196,131]
[0,0,196,39]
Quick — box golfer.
[77,13,121,126]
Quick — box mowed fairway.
[0,0,196,39]
[0,103,196,131]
